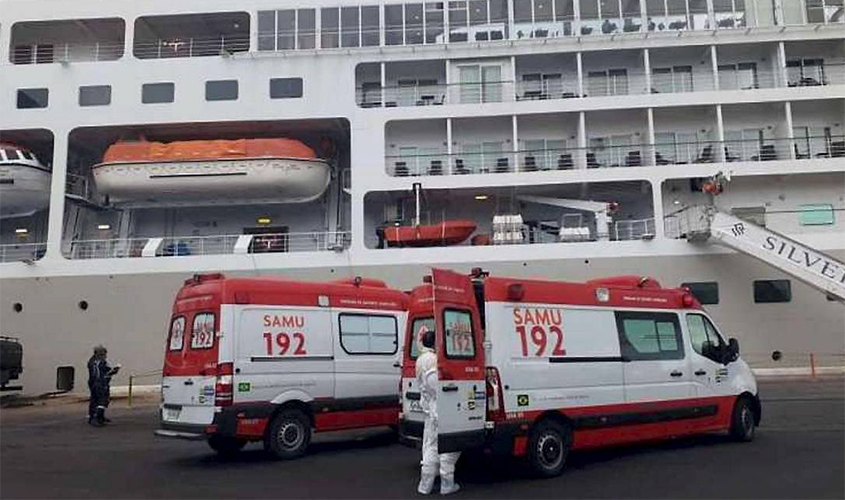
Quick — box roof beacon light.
[682,294,695,307]
[596,287,610,302]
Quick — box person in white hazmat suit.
[416,326,461,495]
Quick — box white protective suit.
[416,338,461,495]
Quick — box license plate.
[163,406,182,421]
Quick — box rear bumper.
[398,418,423,449]
[155,421,208,440]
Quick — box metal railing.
[358,80,514,108]
[65,173,90,200]
[133,35,250,59]
[664,205,713,240]
[0,242,47,263]
[515,80,581,101]
[66,231,351,260]
[613,218,657,241]
[386,134,844,177]
[11,41,124,64]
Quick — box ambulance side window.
[409,317,435,360]
[339,313,398,355]
[615,311,684,361]
[443,309,475,359]
[190,312,216,349]
[168,316,186,351]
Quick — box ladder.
[666,205,845,302]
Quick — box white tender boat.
[0,144,51,219]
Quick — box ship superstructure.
[0,0,843,393]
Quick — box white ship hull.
[0,164,51,219]
[92,158,331,207]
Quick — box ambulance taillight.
[486,367,505,421]
[214,362,234,407]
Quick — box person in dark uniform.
[87,345,119,427]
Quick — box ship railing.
[786,63,845,88]
[0,242,47,263]
[11,41,124,64]
[515,79,581,101]
[358,80,515,108]
[664,205,713,240]
[65,173,90,200]
[66,231,352,259]
[648,71,717,94]
[612,218,657,241]
[133,35,250,59]
[387,134,843,177]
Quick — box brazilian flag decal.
[517,394,529,407]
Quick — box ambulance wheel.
[265,409,312,460]
[208,436,246,457]
[527,419,571,478]
[729,397,756,442]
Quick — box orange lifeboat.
[92,138,331,206]
[383,220,477,247]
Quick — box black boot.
[88,416,104,427]
[96,407,107,425]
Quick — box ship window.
[321,7,340,48]
[425,2,444,43]
[269,78,303,99]
[385,4,404,45]
[79,85,112,107]
[258,10,276,50]
[277,10,296,50]
[799,204,835,226]
[754,280,791,304]
[361,6,380,46]
[142,82,174,104]
[17,88,49,109]
[682,282,720,305]
[341,6,361,47]
[205,80,238,101]
[299,9,317,49]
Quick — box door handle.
[393,362,401,368]
[184,380,194,386]
[670,370,683,378]
[695,369,707,376]
[442,385,458,392]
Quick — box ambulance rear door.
[431,268,486,453]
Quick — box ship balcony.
[9,18,125,65]
[385,134,845,178]
[133,12,250,59]
[64,231,351,260]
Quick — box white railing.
[0,242,47,263]
[11,41,124,64]
[133,35,250,59]
[664,205,713,240]
[613,218,656,241]
[66,231,351,260]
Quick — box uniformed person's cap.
[93,345,107,355]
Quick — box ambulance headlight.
[595,287,610,302]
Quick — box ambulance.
[155,273,408,458]
[399,268,760,477]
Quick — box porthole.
[12,302,23,313]
[78,300,89,311]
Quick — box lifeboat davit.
[0,143,51,219]
[384,220,477,247]
[93,138,331,206]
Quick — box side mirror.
[727,338,740,363]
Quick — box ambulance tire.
[729,397,756,442]
[265,409,312,460]
[208,436,246,458]
[527,418,572,478]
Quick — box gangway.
[666,205,845,302]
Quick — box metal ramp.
[666,205,845,302]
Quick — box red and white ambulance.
[155,273,408,458]
[399,268,760,476]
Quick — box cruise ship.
[1,0,843,395]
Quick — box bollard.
[128,375,134,408]
[809,353,816,379]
